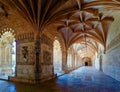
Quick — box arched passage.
[0,28,16,79]
[53,38,62,75]
[82,57,92,66]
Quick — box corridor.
[0,67,120,92]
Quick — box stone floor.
[0,66,120,92]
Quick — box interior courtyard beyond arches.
[0,0,120,92]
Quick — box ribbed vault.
[0,0,120,58]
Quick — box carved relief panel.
[22,46,28,62]
[43,51,51,64]
[17,43,35,65]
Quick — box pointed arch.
[53,37,62,75]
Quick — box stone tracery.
[0,28,16,76]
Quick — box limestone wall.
[103,45,120,81]
[16,41,35,80]
[40,34,54,79]
[93,14,120,81]
[92,43,104,71]
[102,32,120,81]
[10,33,55,83]
[92,53,100,70]
[43,27,67,72]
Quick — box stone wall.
[82,57,92,66]
[92,44,104,71]
[40,34,54,79]
[9,33,36,83]
[16,42,35,78]
[101,15,120,81]
[10,33,55,83]
[92,53,100,70]
[102,33,120,81]
[43,27,67,72]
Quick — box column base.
[8,74,57,84]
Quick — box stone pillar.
[74,53,77,67]
[9,47,12,65]
[62,50,68,72]
[4,47,7,64]
[99,55,103,71]
[72,52,75,69]
[0,45,1,65]
[9,33,36,83]
[6,47,9,65]
[2,47,4,65]
[34,35,42,83]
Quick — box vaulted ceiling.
[0,0,120,57]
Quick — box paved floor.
[0,66,120,92]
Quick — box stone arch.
[0,27,16,79]
[44,27,67,72]
[53,37,62,74]
[52,33,66,71]
[82,57,92,66]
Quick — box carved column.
[35,34,42,82]
[3,46,5,65]
[0,45,1,65]
[9,47,12,65]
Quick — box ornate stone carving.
[22,46,28,62]
[35,38,40,54]
[17,43,35,65]
[17,32,34,41]
[41,34,52,47]
[43,51,51,64]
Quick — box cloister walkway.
[0,66,120,92]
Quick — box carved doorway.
[85,62,88,66]
[0,28,16,80]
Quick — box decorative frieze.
[17,32,34,41]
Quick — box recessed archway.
[82,57,92,66]
[0,28,16,79]
[53,37,62,75]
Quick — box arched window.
[0,28,16,79]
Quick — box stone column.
[34,35,42,82]
[0,45,1,65]
[2,47,5,65]
[6,47,9,65]
[74,53,77,67]
[62,50,68,72]
[71,49,75,69]
[1,46,3,65]
[9,47,12,65]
